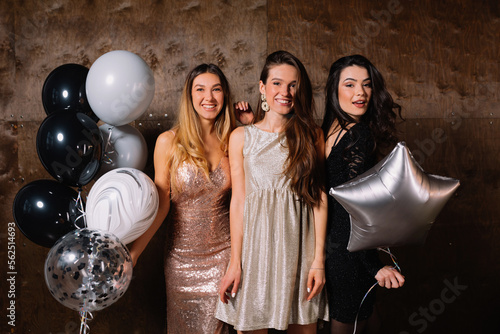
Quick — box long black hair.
[321,55,402,156]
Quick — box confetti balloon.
[330,142,460,252]
[44,228,133,312]
[85,168,159,244]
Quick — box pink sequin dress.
[164,157,231,334]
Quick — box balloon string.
[377,247,401,272]
[75,188,87,228]
[353,282,378,334]
[352,248,402,334]
[103,126,115,165]
[79,309,93,334]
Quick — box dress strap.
[333,129,344,147]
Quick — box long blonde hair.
[167,64,235,194]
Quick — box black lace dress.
[325,122,383,323]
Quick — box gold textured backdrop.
[1,0,498,333]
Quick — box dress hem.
[219,317,329,332]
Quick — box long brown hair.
[168,64,235,194]
[254,51,323,207]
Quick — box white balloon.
[85,168,159,244]
[86,50,155,126]
[99,123,148,175]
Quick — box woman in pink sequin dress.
[130,64,241,333]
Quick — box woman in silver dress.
[216,51,329,333]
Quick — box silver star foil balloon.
[44,228,133,312]
[330,142,460,252]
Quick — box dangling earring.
[261,94,270,112]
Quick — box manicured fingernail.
[307,287,311,293]
[231,292,236,298]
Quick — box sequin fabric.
[165,157,231,334]
[216,125,329,331]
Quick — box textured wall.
[1,0,499,333]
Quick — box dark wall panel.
[1,0,498,333]
[268,0,499,120]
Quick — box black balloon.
[42,63,99,122]
[36,111,103,187]
[13,179,85,248]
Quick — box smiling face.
[338,65,372,122]
[259,64,298,116]
[191,72,224,121]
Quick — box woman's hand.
[234,101,253,125]
[218,264,242,304]
[306,260,326,301]
[375,265,405,289]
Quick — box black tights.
[329,307,381,334]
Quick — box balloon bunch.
[12,50,158,333]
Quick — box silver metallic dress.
[165,158,231,334]
[216,125,328,331]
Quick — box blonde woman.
[130,64,239,334]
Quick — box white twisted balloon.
[85,168,159,244]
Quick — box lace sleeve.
[346,129,372,180]
[347,126,384,276]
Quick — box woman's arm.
[218,127,246,303]
[307,129,328,301]
[129,131,174,267]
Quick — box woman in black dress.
[322,55,405,334]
